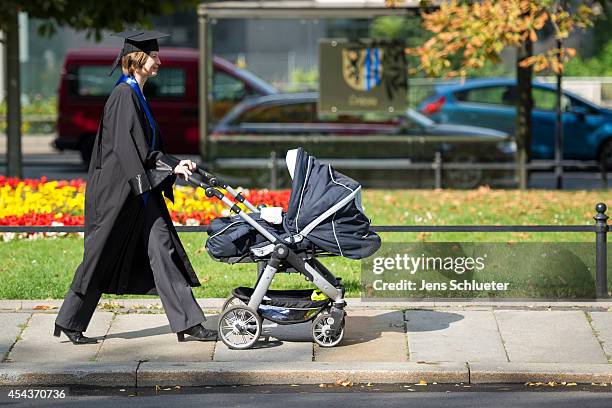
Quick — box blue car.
[418,78,612,168]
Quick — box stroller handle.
[185,172,281,244]
[167,154,259,213]
[166,154,219,187]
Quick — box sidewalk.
[0,135,57,155]
[1,299,612,387]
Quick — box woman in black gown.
[54,30,216,344]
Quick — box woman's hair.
[121,51,150,76]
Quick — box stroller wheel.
[222,295,245,311]
[218,305,262,350]
[311,313,344,348]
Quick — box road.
[1,384,611,408]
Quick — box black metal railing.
[0,203,608,297]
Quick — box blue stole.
[115,74,157,206]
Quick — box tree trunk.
[515,39,533,190]
[4,9,22,178]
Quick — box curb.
[1,362,611,387]
[136,362,468,386]
[469,362,612,384]
[0,362,138,387]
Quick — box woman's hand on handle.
[173,160,196,181]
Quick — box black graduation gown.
[70,83,201,296]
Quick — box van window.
[74,66,118,96]
[70,65,185,98]
[144,68,185,97]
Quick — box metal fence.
[0,203,608,298]
[213,151,609,190]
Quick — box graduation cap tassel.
[108,49,123,76]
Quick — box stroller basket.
[232,287,330,324]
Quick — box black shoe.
[53,324,98,345]
[177,324,217,342]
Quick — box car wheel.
[443,154,483,189]
[79,134,96,167]
[599,139,612,172]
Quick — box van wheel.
[599,139,612,172]
[80,134,95,167]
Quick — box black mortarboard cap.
[108,30,170,76]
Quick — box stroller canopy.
[283,148,381,259]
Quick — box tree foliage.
[406,0,600,78]
[0,0,198,40]
[564,39,612,75]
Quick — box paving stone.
[315,310,406,362]
[7,313,113,363]
[214,320,313,362]
[97,314,216,362]
[588,312,612,361]
[404,310,507,362]
[494,310,608,364]
[0,314,31,361]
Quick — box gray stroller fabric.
[205,147,381,261]
[283,147,381,260]
[206,213,284,259]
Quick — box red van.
[55,47,278,164]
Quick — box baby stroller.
[186,148,381,349]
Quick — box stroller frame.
[185,165,347,349]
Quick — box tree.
[405,0,600,189]
[0,0,197,177]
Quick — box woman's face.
[138,51,161,78]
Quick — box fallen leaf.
[33,305,56,310]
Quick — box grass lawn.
[0,188,610,300]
